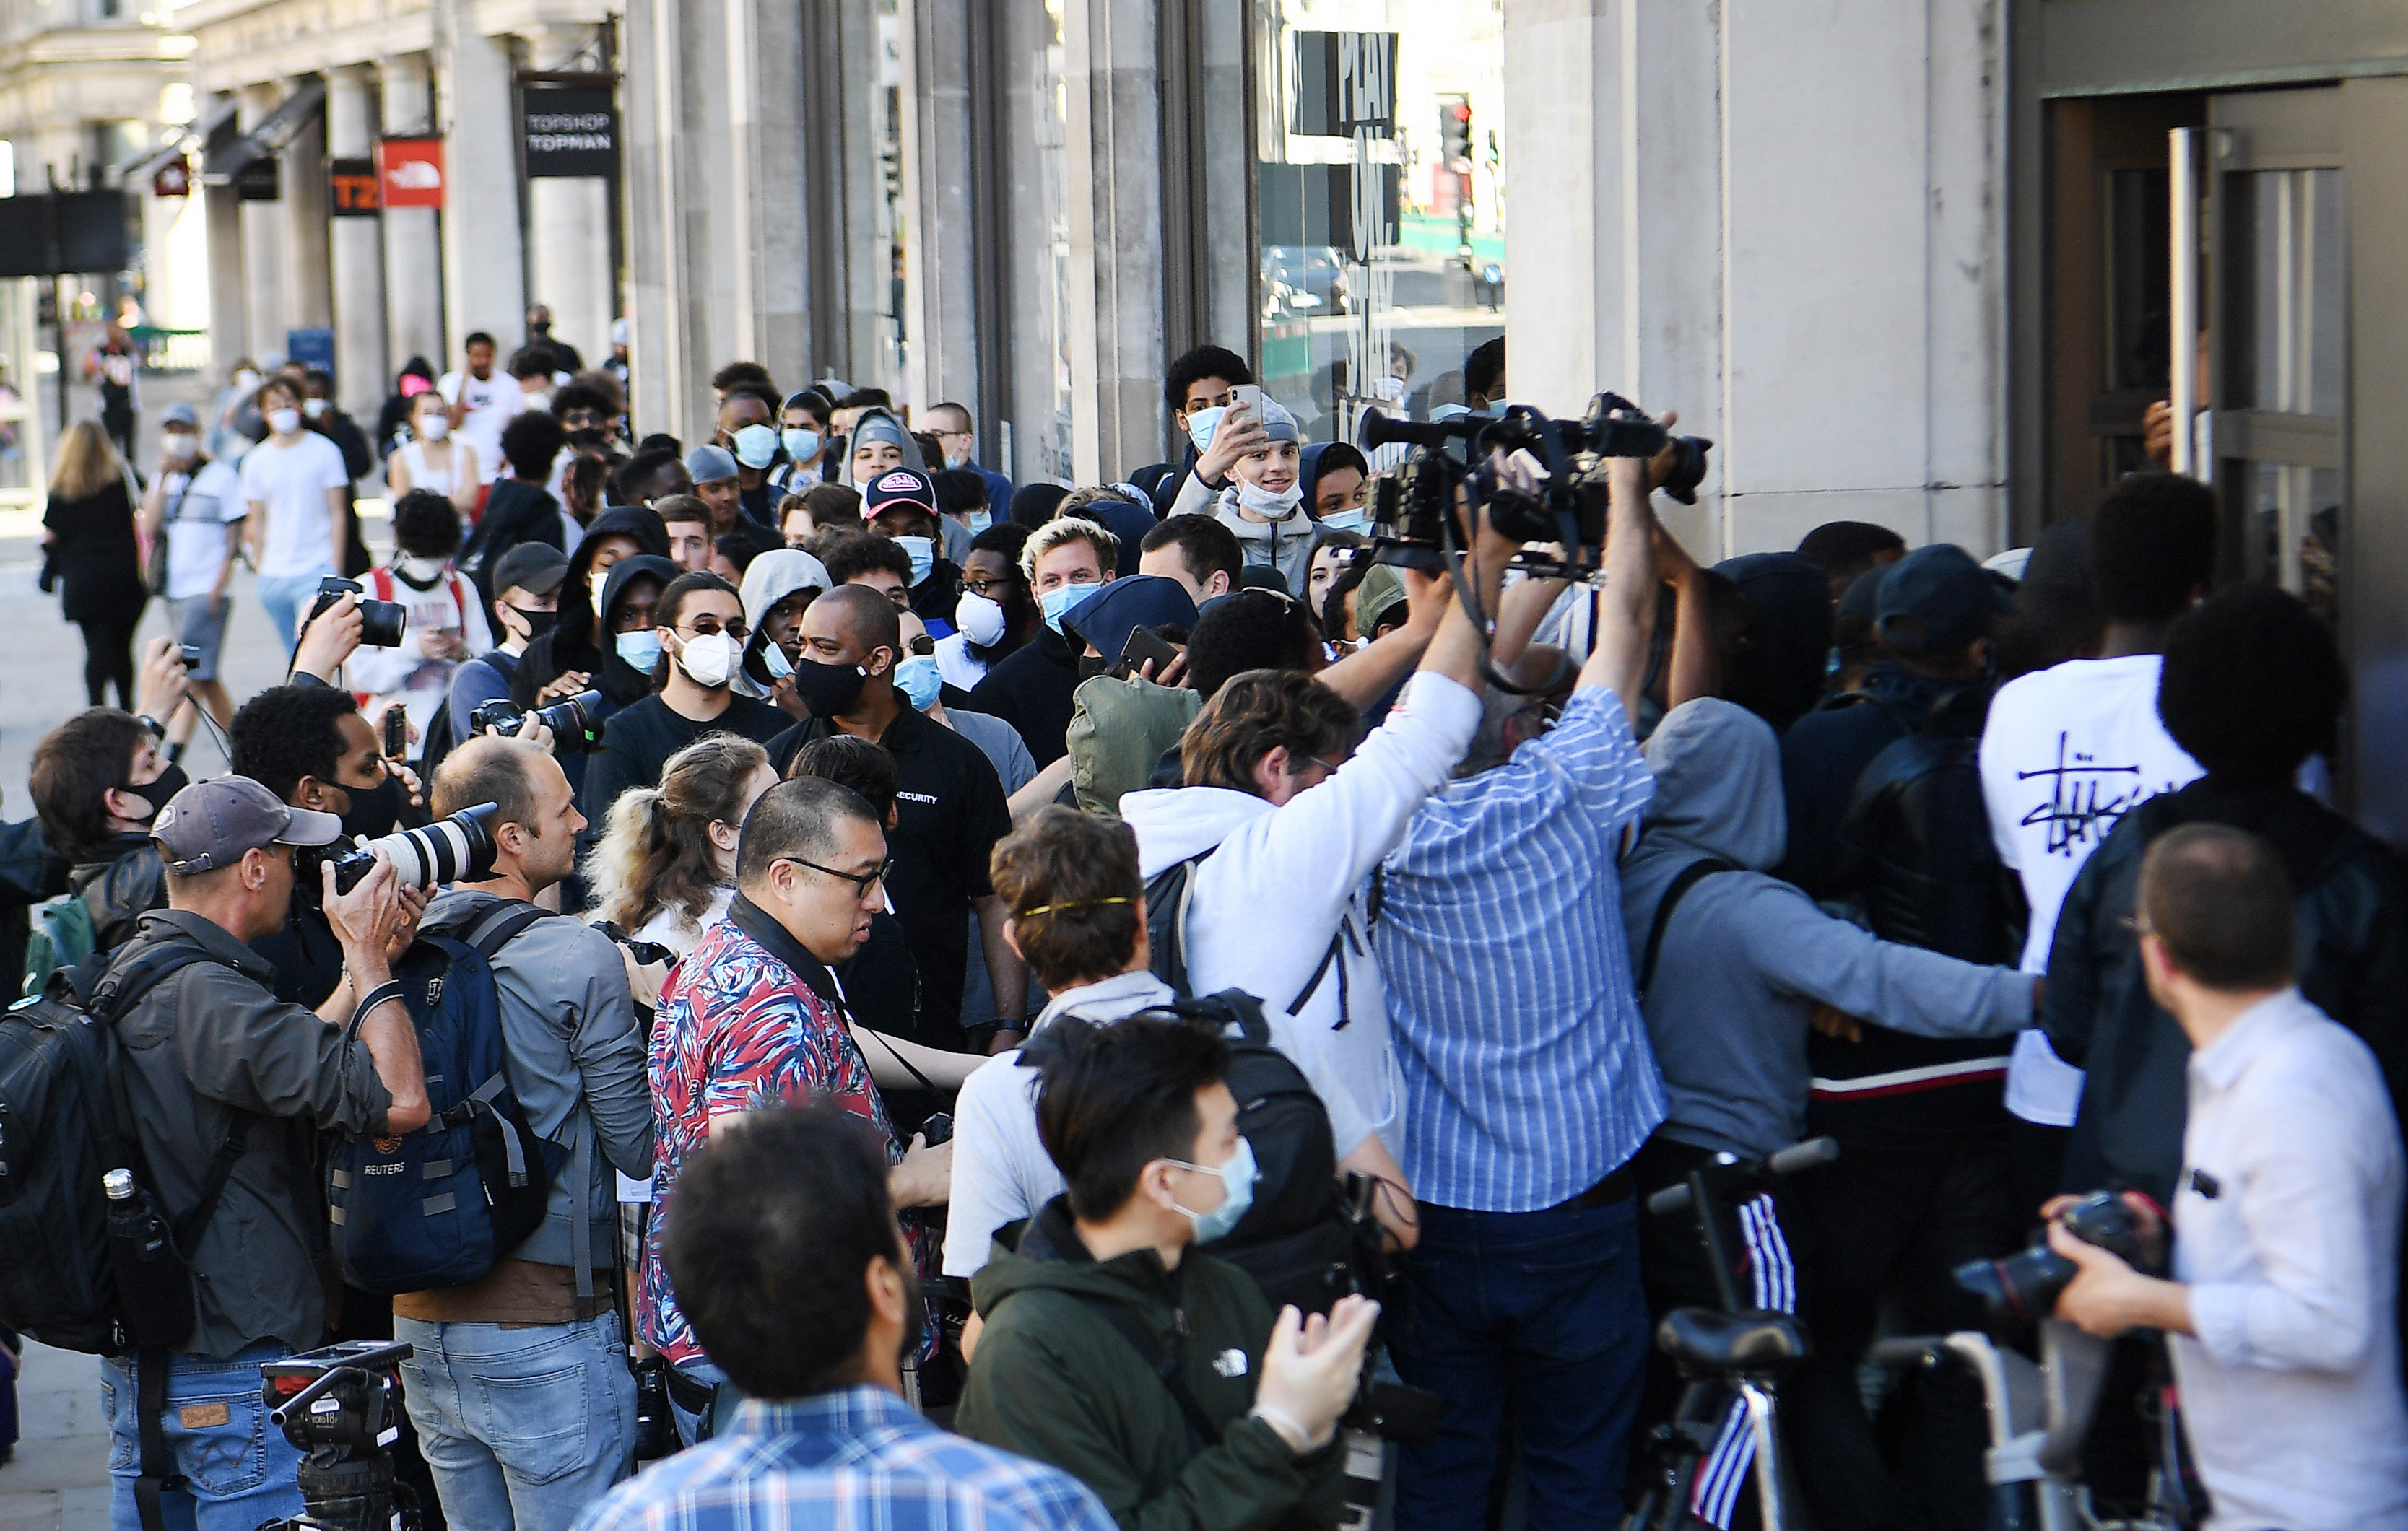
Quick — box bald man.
[770,584,1030,1053]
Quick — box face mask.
[163,432,198,461]
[967,509,992,536]
[505,605,557,644]
[522,390,552,413]
[790,655,868,716]
[943,448,971,471]
[1040,581,1102,635]
[589,567,612,611]
[302,398,328,419]
[234,370,261,393]
[119,762,189,824]
[760,638,794,680]
[1373,375,1407,403]
[1186,405,1225,455]
[955,591,1008,647]
[894,536,935,587]
[674,630,741,689]
[1170,1135,1258,1244]
[417,414,450,441]
[339,771,405,842]
[781,427,821,463]
[394,553,448,587]
[895,654,943,712]
[1077,654,1110,681]
[616,629,664,672]
[731,423,779,470]
[267,408,302,437]
[1238,479,1303,520]
[1320,506,1370,535]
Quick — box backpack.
[326,900,568,1294]
[19,891,95,1003]
[0,942,237,1353]
[1144,851,1348,1018]
[1148,990,1383,1317]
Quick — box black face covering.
[508,606,560,643]
[1077,654,1111,681]
[121,762,189,823]
[789,656,868,717]
[338,772,406,843]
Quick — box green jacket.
[1066,675,1199,814]
[954,1198,1349,1531]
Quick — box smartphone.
[1113,626,1181,681]
[1231,383,1266,413]
[381,707,408,759]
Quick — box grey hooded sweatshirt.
[1620,699,2035,1159]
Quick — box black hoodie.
[513,506,671,707]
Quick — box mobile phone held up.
[382,707,408,760]
[1113,626,1180,681]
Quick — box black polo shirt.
[968,624,1079,767]
[768,702,1010,1048]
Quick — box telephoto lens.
[329,802,501,893]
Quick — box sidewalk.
[1,1343,110,1531]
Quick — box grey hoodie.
[1620,699,2035,1158]
[1213,485,1321,597]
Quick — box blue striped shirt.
[570,1387,1116,1531]
[1377,686,1666,1211]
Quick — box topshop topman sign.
[521,83,618,178]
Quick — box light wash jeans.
[393,1312,633,1531]
[256,567,336,654]
[100,1343,305,1531]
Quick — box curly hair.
[587,733,770,937]
[391,489,463,558]
[1179,668,1361,794]
[230,684,358,803]
[2092,473,2217,622]
[990,806,1144,990]
[2157,583,2345,787]
[820,531,910,587]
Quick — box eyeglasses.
[782,855,895,895]
[961,575,1018,598]
[936,427,974,441]
[679,617,750,640]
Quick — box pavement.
[1,1343,111,1531]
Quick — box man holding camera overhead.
[100,775,427,1531]
[394,736,653,1531]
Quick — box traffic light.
[1440,98,1472,169]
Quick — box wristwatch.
[136,715,165,740]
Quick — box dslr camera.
[469,689,606,752]
[1954,1190,2150,1325]
[299,801,501,896]
[308,577,408,648]
[260,1340,421,1531]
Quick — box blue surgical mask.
[967,509,992,536]
[895,535,936,587]
[1040,581,1102,634]
[781,427,822,462]
[615,630,663,671]
[731,423,779,469]
[1186,406,1225,455]
[1168,1136,1258,1244]
[762,639,795,679]
[895,654,943,712]
[1321,507,1370,534]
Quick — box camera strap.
[1072,1294,1220,1446]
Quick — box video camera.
[469,689,606,752]
[1954,1190,2151,1327]
[259,1340,421,1531]
[298,802,501,896]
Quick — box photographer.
[29,639,193,954]
[446,541,570,741]
[954,1013,1374,1530]
[2048,824,2408,1530]
[100,776,425,1531]
[396,738,653,1527]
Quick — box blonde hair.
[586,733,770,935]
[1020,515,1116,583]
[49,421,121,502]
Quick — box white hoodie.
[1118,672,1483,1147]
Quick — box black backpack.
[1144,851,1349,1017]
[1147,990,1385,1317]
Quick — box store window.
[1249,0,1505,448]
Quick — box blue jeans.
[394,1312,634,1531]
[665,1357,727,1449]
[256,568,336,654]
[100,1343,305,1531]
[1389,1197,1649,1531]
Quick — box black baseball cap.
[491,541,570,597]
[1876,544,2015,653]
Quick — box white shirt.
[631,886,735,962]
[344,563,497,745]
[2169,987,2408,1530]
[436,369,525,484]
[935,631,989,692]
[1978,655,2201,1124]
[238,431,350,577]
[157,458,243,601]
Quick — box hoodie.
[954,1198,1347,1531]
[1622,699,2036,1159]
[845,407,926,482]
[732,547,831,699]
[513,505,671,702]
[1212,485,1320,599]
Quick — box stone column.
[238,82,287,364]
[1060,0,1165,483]
[899,0,981,420]
[282,78,334,350]
[435,22,526,357]
[203,88,249,377]
[620,0,688,437]
[326,65,387,411]
[378,54,446,375]
[519,25,615,375]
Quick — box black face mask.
[508,605,559,643]
[120,762,189,824]
[789,656,868,717]
[1077,654,1111,681]
[338,772,406,843]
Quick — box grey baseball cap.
[161,402,201,428]
[152,776,342,876]
[491,541,569,596]
[684,443,739,485]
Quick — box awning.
[201,79,327,185]
[110,96,240,187]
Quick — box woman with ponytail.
[587,733,777,958]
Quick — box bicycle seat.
[1656,1307,1810,1377]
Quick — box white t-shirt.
[158,459,243,601]
[436,369,526,484]
[1979,654,2202,1124]
[238,432,350,578]
[344,564,498,747]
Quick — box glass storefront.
[1248,0,1505,448]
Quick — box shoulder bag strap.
[464,898,552,958]
[1072,1294,1221,1444]
[1638,858,1742,1000]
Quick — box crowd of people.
[9,312,2406,1531]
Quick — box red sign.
[152,156,191,199]
[375,139,445,208]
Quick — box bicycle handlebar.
[1868,1335,1948,1371]
[1645,1136,1840,1217]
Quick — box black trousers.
[1788,1096,2024,1531]
[77,615,139,710]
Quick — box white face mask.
[394,553,449,585]
[1236,479,1303,520]
[162,432,198,461]
[674,630,741,689]
[955,590,1008,647]
[302,398,328,419]
[417,414,449,441]
[267,408,302,437]
[233,370,261,393]
[522,389,552,412]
